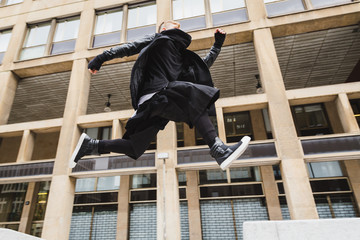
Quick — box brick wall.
[200,198,269,240]
[129,203,157,240]
[180,201,189,240]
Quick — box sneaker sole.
[220,136,251,170]
[69,133,87,168]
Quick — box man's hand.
[89,69,98,74]
[88,56,103,74]
[214,28,226,49]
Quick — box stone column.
[253,28,318,220]
[250,110,282,220]
[18,182,40,234]
[16,130,35,163]
[186,171,202,240]
[335,93,360,212]
[183,124,196,147]
[156,122,181,240]
[41,59,91,240]
[117,175,130,240]
[0,72,18,125]
[245,0,267,23]
[74,2,96,54]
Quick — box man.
[70,20,250,170]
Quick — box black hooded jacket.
[97,28,221,110]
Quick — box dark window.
[350,99,360,127]
[292,103,333,136]
[74,192,118,204]
[130,190,156,201]
[310,179,350,193]
[224,111,253,143]
[200,184,263,198]
[199,169,228,185]
[179,188,186,199]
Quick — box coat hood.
[160,28,192,49]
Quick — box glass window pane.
[93,31,122,48]
[95,11,123,35]
[199,169,227,184]
[0,53,4,65]
[0,183,28,222]
[33,181,51,221]
[101,127,112,140]
[311,0,352,9]
[74,192,118,204]
[20,45,46,60]
[177,16,206,32]
[210,0,245,13]
[128,4,157,29]
[127,25,156,42]
[86,128,99,139]
[130,190,157,201]
[212,8,248,26]
[97,176,120,191]
[307,161,343,178]
[50,40,76,55]
[0,30,12,52]
[173,0,205,20]
[75,178,96,192]
[132,174,156,189]
[25,24,51,47]
[230,167,261,182]
[265,0,305,17]
[6,0,23,5]
[30,223,43,238]
[53,19,80,42]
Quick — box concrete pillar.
[186,171,202,240]
[183,124,196,147]
[112,119,122,139]
[0,71,18,125]
[324,102,344,134]
[251,110,282,220]
[245,0,267,23]
[335,93,360,212]
[19,182,40,234]
[42,59,91,240]
[16,130,36,163]
[335,93,359,133]
[156,122,181,240]
[156,0,172,30]
[74,1,95,54]
[117,175,130,240]
[253,28,318,220]
[215,107,227,142]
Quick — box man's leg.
[194,111,251,170]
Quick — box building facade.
[0,0,359,239]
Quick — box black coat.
[98,28,221,110]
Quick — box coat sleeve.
[97,33,157,62]
[202,46,221,69]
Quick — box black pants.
[98,110,217,158]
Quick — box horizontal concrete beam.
[243,218,360,240]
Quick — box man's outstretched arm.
[203,28,226,68]
[88,34,157,74]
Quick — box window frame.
[0,28,12,64]
[19,15,80,61]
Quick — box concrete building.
[0,0,359,239]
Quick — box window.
[93,8,123,48]
[127,2,157,41]
[31,181,51,238]
[311,0,352,9]
[307,161,343,178]
[20,23,51,60]
[0,29,11,64]
[350,99,360,127]
[0,183,28,231]
[173,0,206,31]
[224,111,253,143]
[3,0,23,6]
[85,126,112,140]
[292,103,332,136]
[51,18,80,55]
[131,174,156,189]
[264,0,305,17]
[20,17,80,60]
[210,0,248,26]
[75,176,120,193]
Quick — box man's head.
[158,20,180,33]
